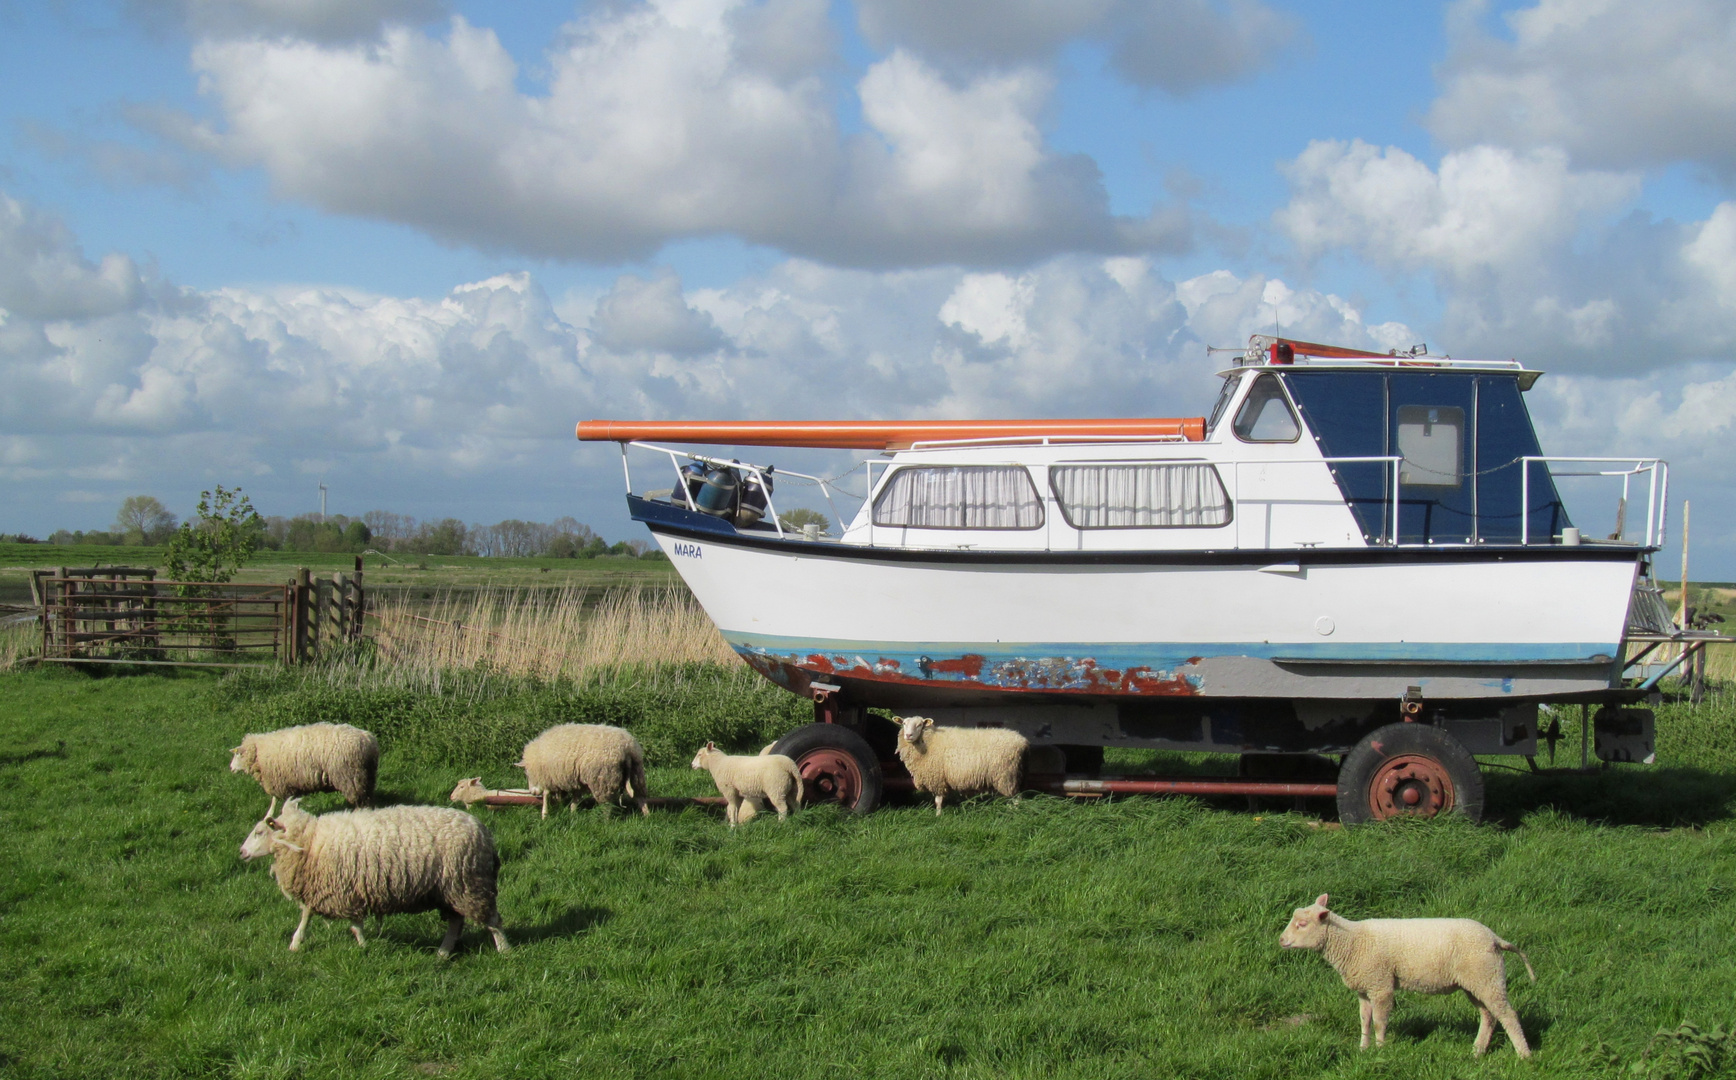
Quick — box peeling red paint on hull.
[738,648,1203,700]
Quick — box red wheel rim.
[797,748,863,808]
[1367,753,1455,820]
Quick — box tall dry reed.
[0,617,38,671]
[367,584,737,684]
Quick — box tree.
[777,507,831,535]
[164,486,264,583]
[114,496,177,545]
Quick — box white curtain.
[1050,464,1230,528]
[873,466,1044,529]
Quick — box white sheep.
[1278,893,1535,1058]
[239,797,509,958]
[515,724,649,818]
[229,723,379,817]
[690,742,803,826]
[893,715,1028,816]
[448,778,536,805]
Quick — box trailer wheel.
[1337,723,1483,825]
[770,723,883,814]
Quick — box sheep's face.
[228,744,251,773]
[239,818,280,860]
[450,778,487,803]
[897,716,934,746]
[691,742,719,770]
[1279,894,1332,950]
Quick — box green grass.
[5,666,1736,1078]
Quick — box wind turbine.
[318,482,328,523]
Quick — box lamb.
[229,723,379,817]
[515,723,650,818]
[448,778,536,805]
[690,742,803,826]
[892,715,1028,815]
[1278,893,1535,1058]
[239,798,509,958]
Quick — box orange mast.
[575,417,1207,449]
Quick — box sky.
[1,0,1734,576]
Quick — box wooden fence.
[37,559,366,667]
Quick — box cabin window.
[1050,464,1231,528]
[873,466,1044,529]
[1396,405,1464,487]
[1232,373,1300,442]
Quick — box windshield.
[1207,373,1243,434]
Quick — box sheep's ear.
[922,717,934,729]
[706,741,716,750]
[229,746,242,754]
[266,817,282,831]
[1316,893,1329,908]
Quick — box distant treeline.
[22,496,662,560]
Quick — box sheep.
[448,778,536,806]
[690,742,803,826]
[1278,893,1535,1058]
[239,798,509,958]
[229,723,379,817]
[515,724,649,818]
[892,715,1028,816]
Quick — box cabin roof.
[1215,335,1542,390]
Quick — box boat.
[577,335,1706,821]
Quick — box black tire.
[1336,722,1484,825]
[769,723,884,814]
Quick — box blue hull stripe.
[723,633,1617,666]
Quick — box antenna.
[318,482,327,523]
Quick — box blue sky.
[2,0,1734,576]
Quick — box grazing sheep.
[893,716,1028,816]
[239,798,509,958]
[690,742,803,826]
[229,723,379,817]
[1278,893,1535,1058]
[515,724,649,818]
[448,778,537,805]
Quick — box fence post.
[332,571,348,644]
[296,568,313,662]
[351,555,365,641]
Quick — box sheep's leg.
[1370,990,1394,1048]
[725,793,741,827]
[934,794,945,816]
[1468,993,1495,1057]
[288,904,313,952]
[540,791,549,819]
[1357,994,1372,1049]
[349,920,367,948]
[770,792,789,820]
[437,915,464,959]
[486,913,510,954]
[1488,998,1530,1059]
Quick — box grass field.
[5,662,1736,1079]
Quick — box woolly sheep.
[893,716,1027,816]
[239,798,509,958]
[690,742,803,826]
[229,723,379,817]
[1278,893,1535,1058]
[515,724,649,818]
[448,778,535,805]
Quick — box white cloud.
[1277,140,1636,279]
[0,190,1400,534]
[1429,0,1736,176]
[132,0,445,43]
[855,0,1297,93]
[591,271,727,356]
[178,5,1181,267]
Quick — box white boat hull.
[647,517,1639,707]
